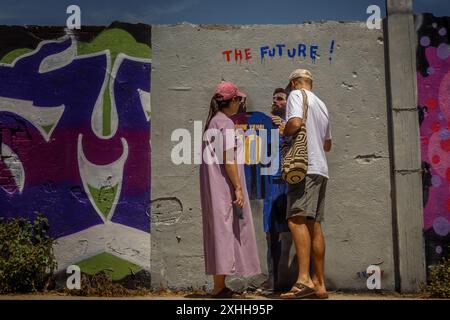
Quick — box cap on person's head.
[214,81,246,101]
[288,69,313,82]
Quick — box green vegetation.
[0,214,57,293]
[421,256,450,298]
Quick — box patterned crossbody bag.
[281,89,309,184]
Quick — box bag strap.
[300,89,308,122]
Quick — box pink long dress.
[200,111,261,276]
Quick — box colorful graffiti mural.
[0,24,151,282]
[417,14,450,267]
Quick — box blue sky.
[0,0,448,25]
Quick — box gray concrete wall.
[151,22,396,291]
[386,0,426,293]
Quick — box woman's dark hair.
[204,94,233,132]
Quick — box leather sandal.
[280,282,316,299]
[211,287,243,299]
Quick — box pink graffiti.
[418,44,450,232]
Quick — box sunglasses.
[235,96,246,103]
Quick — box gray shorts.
[286,174,328,222]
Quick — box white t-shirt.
[286,89,332,179]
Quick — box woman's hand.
[223,154,245,209]
[233,187,244,209]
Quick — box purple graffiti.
[0,38,151,238]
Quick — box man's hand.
[272,115,286,136]
[272,115,283,127]
[278,123,285,136]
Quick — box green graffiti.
[0,48,33,64]
[0,28,151,279]
[42,124,54,135]
[1,29,150,221]
[1,28,152,136]
[76,252,142,281]
[78,28,151,136]
[77,28,151,62]
[88,184,119,219]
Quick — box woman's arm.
[223,149,244,208]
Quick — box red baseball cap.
[214,81,246,101]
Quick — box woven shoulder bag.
[281,89,309,184]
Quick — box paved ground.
[0,291,432,300]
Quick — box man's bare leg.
[307,220,327,297]
[288,216,315,288]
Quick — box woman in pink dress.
[200,81,261,298]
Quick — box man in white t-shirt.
[279,69,332,299]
